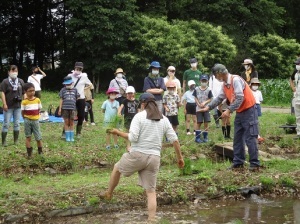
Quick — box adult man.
[143,61,166,113]
[67,62,93,137]
[199,64,260,171]
[100,93,184,221]
[290,57,300,139]
[27,66,47,98]
[182,58,202,94]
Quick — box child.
[21,83,43,157]
[250,77,264,143]
[163,81,180,135]
[58,76,79,142]
[101,87,120,150]
[181,80,197,135]
[193,74,213,143]
[84,83,95,125]
[218,99,232,139]
[117,86,139,151]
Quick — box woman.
[240,59,258,85]
[0,65,25,146]
[163,65,182,98]
[109,68,128,105]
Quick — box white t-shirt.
[68,72,92,99]
[27,74,44,91]
[208,75,223,97]
[252,90,263,104]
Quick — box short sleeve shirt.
[163,94,180,116]
[101,99,120,123]
[27,74,44,91]
[143,76,166,101]
[122,99,139,120]
[59,87,79,110]
[193,87,213,111]
[183,69,201,90]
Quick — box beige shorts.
[116,151,160,191]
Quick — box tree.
[247,34,300,78]
[64,0,136,92]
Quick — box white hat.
[167,66,176,71]
[242,59,253,65]
[126,86,135,93]
[188,80,196,86]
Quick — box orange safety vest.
[223,75,255,113]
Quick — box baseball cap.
[126,86,135,93]
[200,74,209,81]
[75,62,84,68]
[188,80,196,86]
[62,76,73,85]
[242,59,253,65]
[167,66,176,71]
[212,64,227,75]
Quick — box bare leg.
[192,115,197,132]
[185,114,190,130]
[146,190,157,221]
[107,164,121,196]
[26,137,31,148]
[113,133,118,145]
[106,133,111,146]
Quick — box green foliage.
[279,176,296,188]
[260,176,275,190]
[286,115,296,125]
[117,15,236,78]
[223,185,238,194]
[179,158,192,175]
[88,197,100,206]
[247,34,300,78]
[260,79,293,106]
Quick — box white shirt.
[208,75,223,97]
[27,74,44,91]
[252,89,263,104]
[128,110,178,157]
[68,72,92,99]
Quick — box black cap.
[75,62,84,68]
[139,93,155,102]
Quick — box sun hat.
[294,57,300,65]
[114,68,125,75]
[242,59,253,65]
[139,93,155,102]
[74,62,84,68]
[166,81,176,88]
[189,58,197,63]
[149,61,161,68]
[62,76,73,85]
[106,87,119,95]
[126,86,135,93]
[250,77,261,85]
[212,64,227,75]
[167,66,176,71]
[200,74,209,81]
[188,80,196,86]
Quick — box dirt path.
[261,106,290,114]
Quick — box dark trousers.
[76,99,85,126]
[84,100,94,123]
[233,105,260,167]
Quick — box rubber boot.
[27,147,33,157]
[2,132,7,147]
[65,131,71,142]
[213,114,220,128]
[226,126,231,139]
[76,125,82,138]
[13,130,19,144]
[195,130,203,143]
[38,147,43,155]
[202,131,208,142]
[70,131,74,142]
[222,126,227,138]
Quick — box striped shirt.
[128,110,178,157]
[21,98,42,120]
[59,87,79,110]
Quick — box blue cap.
[200,74,209,81]
[139,93,155,102]
[62,76,73,85]
[149,61,161,68]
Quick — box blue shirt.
[182,90,196,103]
[59,87,79,110]
[143,76,166,101]
[101,99,120,123]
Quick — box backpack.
[54,106,61,117]
[48,104,54,116]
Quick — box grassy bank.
[0,91,300,222]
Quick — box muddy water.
[50,196,299,224]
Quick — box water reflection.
[50,197,299,224]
